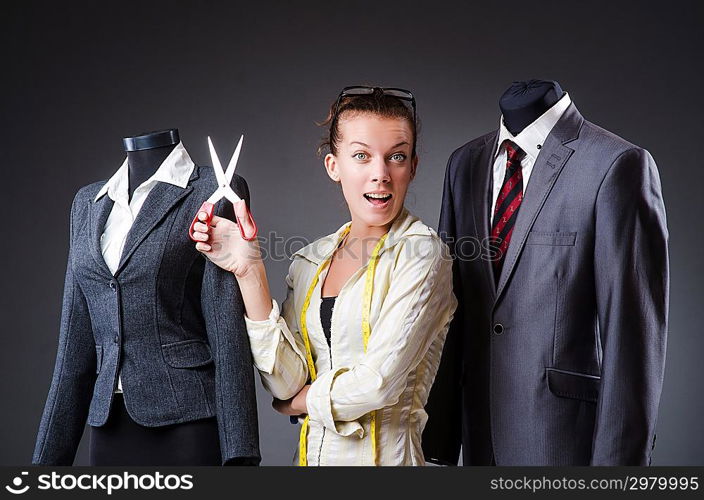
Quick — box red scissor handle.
[236,205,258,241]
[189,201,258,242]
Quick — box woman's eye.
[353,152,368,160]
[390,153,407,162]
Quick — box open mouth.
[364,192,393,207]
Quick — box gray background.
[1,0,702,465]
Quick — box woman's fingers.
[209,214,230,228]
[192,208,261,274]
[198,213,247,234]
[195,242,211,252]
[193,221,210,233]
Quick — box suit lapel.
[471,132,499,295]
[494,104,583,303]
[113,167,199,276]
[89,192,116,276]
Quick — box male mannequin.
[423,80,669,466]
[499,80,563,135]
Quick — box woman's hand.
[192,200,262,278]
[272,385,310,416]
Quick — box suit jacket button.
[109,281,116,290]
[114,335,119,343]
[493,323,504,335]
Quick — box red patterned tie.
[491,140,525,279]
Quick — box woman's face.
[324,112,417,231]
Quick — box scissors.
[188,134,257,242]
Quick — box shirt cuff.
[243,297,279,330]
[244,298,281,374]
[306,368,364,438]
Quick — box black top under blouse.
[320,296,337,347]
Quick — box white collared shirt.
[491,92,572,220]
[94,141,195,392]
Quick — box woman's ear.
[324,153,340,183]
[410,155,418,181]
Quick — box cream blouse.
[244,206,458,465]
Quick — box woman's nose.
[370,159,391,183]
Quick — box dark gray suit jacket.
[32,165,260,465]
[422,103,669,465]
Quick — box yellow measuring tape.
[298,225,388,466]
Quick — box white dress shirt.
[243,207,458,465]
[94,141,195,393]
[491,92,572,220]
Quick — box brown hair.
[317,87,418,158]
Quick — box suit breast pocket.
[526,231,577,246]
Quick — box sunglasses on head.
[333,86,417,126]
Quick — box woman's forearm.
[235,262,274,321]
[240,259,310,401]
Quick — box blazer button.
[493,323,504,335]
[108,281,116,290]
[114,334,119,343]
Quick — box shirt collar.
[292,206,431,266]
[94,141,195,202]
[495,92,572,161]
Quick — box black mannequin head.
[122,129,180,201]
[499,80,564,136]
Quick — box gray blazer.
[32,165,260,465]
[423,103,669,465]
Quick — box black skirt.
[89,392,221,466]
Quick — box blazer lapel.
[471,131,499,296]
[494,104,584,303]
[113,167,199,276]
[89,191,116,276]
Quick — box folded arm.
[305,237,457,437]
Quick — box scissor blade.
[208,136,228,187]
[224,134,244,183]
[206,188,226,205]
[222,187,243,205]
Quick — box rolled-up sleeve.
[306,236,457,435]
[305,367,366,438]
[244,259,309,400]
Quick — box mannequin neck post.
[122,129,179,201]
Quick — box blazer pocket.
[95,345,103,374]
[161,339,214,368]
[526,231,577,246]
[546,367,600,403]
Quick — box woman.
[192,86,458,466]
